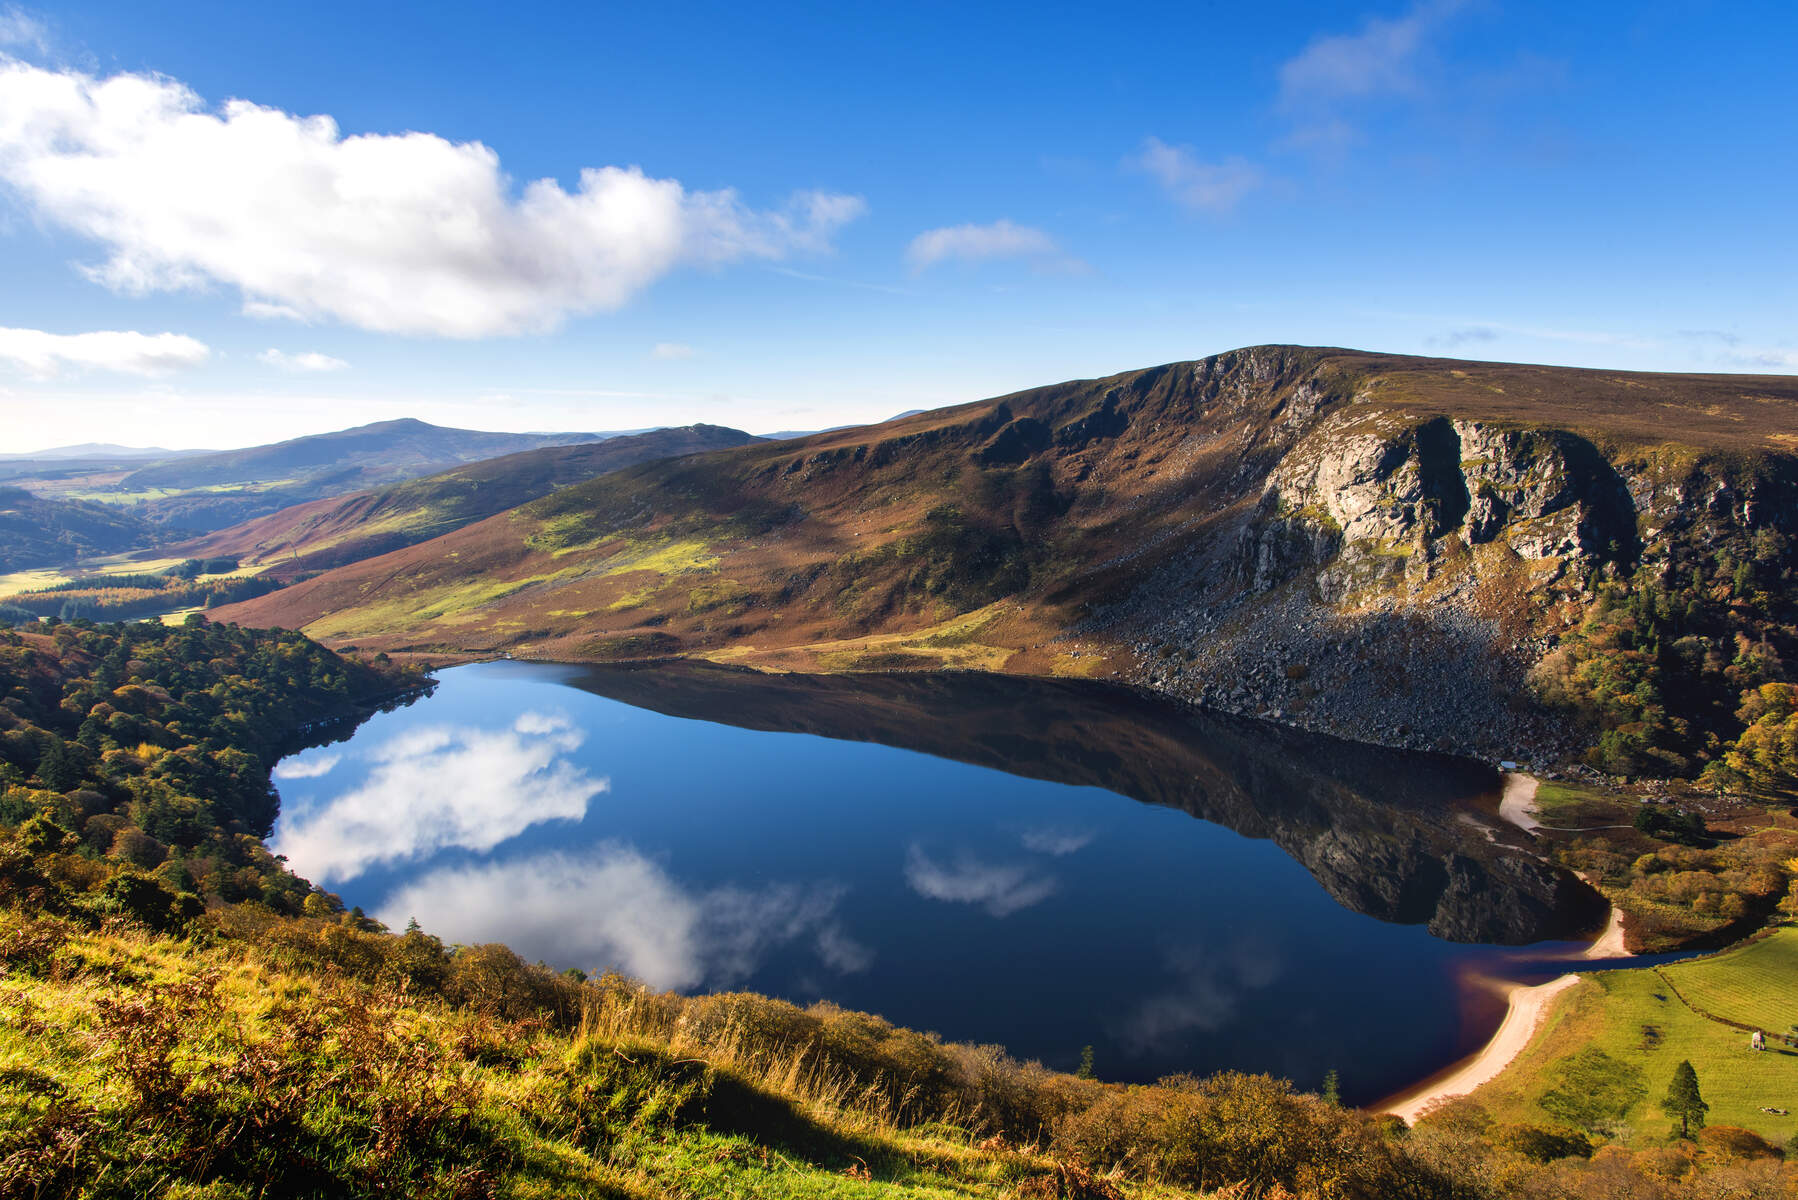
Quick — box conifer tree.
[1663,1060,1708,1137]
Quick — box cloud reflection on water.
[272,753,340,780]
[903,844,1057,917]
[272,711,607,883]
[1115,940,1287,1053]
[1019,825,1095,856]
[375,843,869,991]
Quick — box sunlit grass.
[1471,929,1798,1142]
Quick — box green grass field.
[1475,928,1798,1143]
[1659,932,1798,1040]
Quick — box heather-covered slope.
[214,346,1798,766]
[176,423,759,577]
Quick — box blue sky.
[0,0,1791,453]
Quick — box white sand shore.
[1582,904,1628,959]
[1376,770,1635,1122]
[1380,973,1581,1124]
[1499,771,1541,833]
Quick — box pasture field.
[1474,928,1798,1143]
[1658,932,1798,1041]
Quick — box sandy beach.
[1380,973,1581,1123]
[1498,771,1542,833]
[1379,771,1630,1122]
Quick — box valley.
[3,346,1796,1199]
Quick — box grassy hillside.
[0,486,177,574]
[214,346,1798,778]
[178,424,759,577]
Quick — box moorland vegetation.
[3,618,1798,1197]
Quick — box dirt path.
[1379,974,1581,1124]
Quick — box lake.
[271,659,1610,1105]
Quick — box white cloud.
[651,341,697,360]
[1278,1,1462,105]
[1276,1,1467,150]
[374,844,866,990]
[270,711,608,883]
[272,752,340,780]
[903,844,1056,917]
[0,8,45,53]
[1133,138,1263,214]
[0,326,209,378]
[0,60,866,337]
[259,348,349,372]
[905,219,1063,273]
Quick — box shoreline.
[1498,770,1541,833]
[1379,769,1629,1121]
[1378,972,1581,1124]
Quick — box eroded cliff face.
[1104,354,1798,761]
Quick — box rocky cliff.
[213,346,1798,773]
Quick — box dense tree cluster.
[0,567,284,622]
[1535,520,1796,789]
[0,616,421,925]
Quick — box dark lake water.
[271,660,1610,1105]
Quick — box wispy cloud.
[1363,310,1659,353]
[1730,349,1798,369]
[270,711,608,883]
[1429,327,1499,348]
[903,844,1056,917]
[651,341,697,360]
[0,327,210,378]
[0,60,865,337]
[1435,320,1656,351]
[905,219,1073,273]
[1132,138,1263,214]
[259,348,349,372]
[0,6,46,53]
[1276,1,1468,150]
[768,266,912,296]
[375,844,869,990]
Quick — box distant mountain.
[0,443,211,462]
[180,424,761,575]
[0,486,175,573]
[109,418,619,531]
[121,417,606,490]
[218,346,1798,768]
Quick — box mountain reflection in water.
[272,660,1607,1103]
[562,661,1608,945]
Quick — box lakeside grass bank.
[1455,928,1798,1145]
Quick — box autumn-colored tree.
[1722,682,1798,795]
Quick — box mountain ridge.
[178,424,761,576]
[213,345,1798,770]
